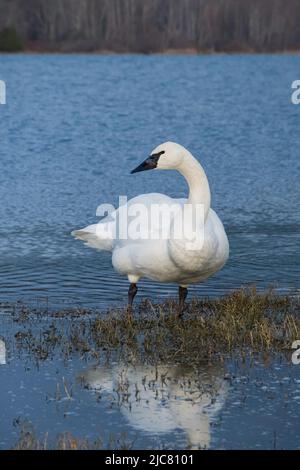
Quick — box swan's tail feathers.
[71,223,113,252]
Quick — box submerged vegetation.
[12,287,300,364]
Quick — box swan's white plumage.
[72,142,229,288]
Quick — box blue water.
[0,54,299,308]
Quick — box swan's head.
[131,141,187,174]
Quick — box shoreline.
[1,48,300,56]
[5,287,300,362]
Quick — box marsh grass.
[12,419,134,450]
[12,287,300,364]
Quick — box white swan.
[72,142,229,313]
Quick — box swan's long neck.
[178,152,211,219]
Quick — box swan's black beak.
[131,152,164,174]
[131,156,158,174]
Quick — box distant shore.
[1,47,300,55]
[1,1,300,57]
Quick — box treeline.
[0,0,300,53]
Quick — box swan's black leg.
[127,283,138,320]
[128,283,138,307]
[178,286,188,317]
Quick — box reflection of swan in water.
[79,363,229,449]
[0,339,6,365]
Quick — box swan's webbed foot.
[178,286,188,318]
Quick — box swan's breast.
[168,209,229,278]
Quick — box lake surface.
[0,55,300,451]
[0,55,299,308]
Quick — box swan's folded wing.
[115,193,186,243]
[72,194,187,252]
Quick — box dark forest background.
[0,0,300,53]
